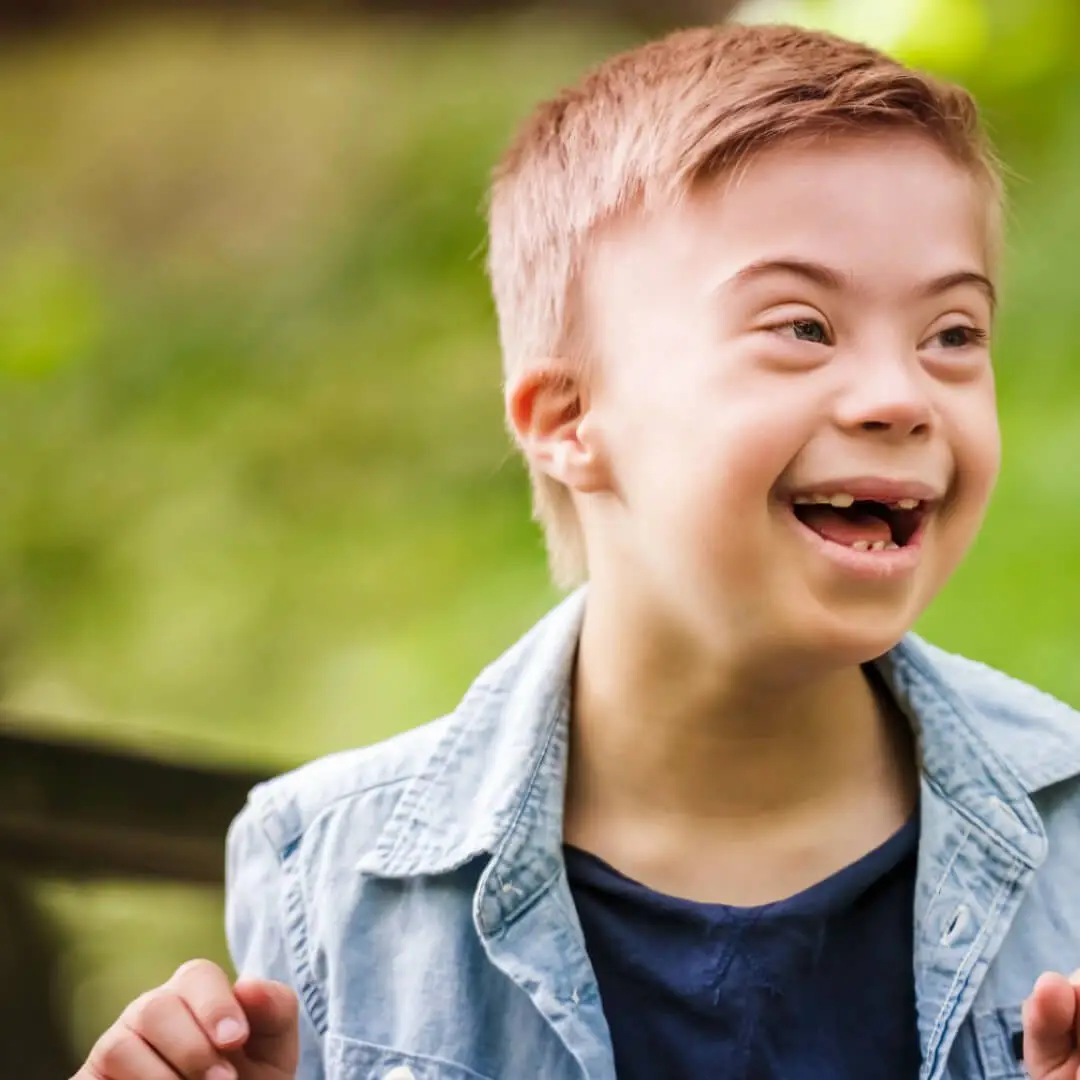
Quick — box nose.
[835,355,934,440]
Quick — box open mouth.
[789,491,930,552]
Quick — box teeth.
[870,540,887,551]
[851,540,870,552]
[793,492,856,505]
[792,491,922,515]
[793,493,924,509]
[885,541,900,550]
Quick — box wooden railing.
[0,720,273,883]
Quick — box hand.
[73,959,299,1080]
[1023,970,1080,1080]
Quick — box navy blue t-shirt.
[565,817,920,1080]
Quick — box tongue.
[797,505,893,546]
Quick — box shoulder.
[227,588,588,877]
[223,711,468,1008]
[224,590,586,1041]
[228,712,456,866]
[919,640,1077,725]
[897,634,1080,795]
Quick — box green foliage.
[0,18,630,764]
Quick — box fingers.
[79,959,247,1080]
[169,959,250,1050]
[235,978,298,1037]
[74,961,301,1080]
[84,990,232,1079]
[1023,970,1079,1080]
[234,978,300,1074]
[79,1021,180,1080]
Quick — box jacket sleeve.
[225,791,325,1080]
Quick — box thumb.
[1023,972,1078,1080]
[234,978,300,1073]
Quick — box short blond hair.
[487,23,1003,586]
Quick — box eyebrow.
[921,270,997,310]
[723,258,997,310]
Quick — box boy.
[75,22,1080,1080]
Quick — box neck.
[563,587,918,894]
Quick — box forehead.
[585,131,992,312]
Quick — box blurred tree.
[359,0,740,31]
[0,0,740,34]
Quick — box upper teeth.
[792,492,922,509]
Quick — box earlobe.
[551,441,574,481]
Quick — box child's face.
[577,132,999,666]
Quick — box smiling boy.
[77,23,1080,1080]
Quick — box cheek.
[616,386,806,561]
[954,383,1002,502]
[628,366,808,494]
[685,380,815,502]
[593,326,812,526]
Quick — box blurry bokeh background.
[2,0,1079,1066]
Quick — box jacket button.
[383,1068,418,1080]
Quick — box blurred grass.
[2,8,1079,1054]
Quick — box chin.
[787,599,924,671]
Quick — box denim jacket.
[226,590,1080,1080]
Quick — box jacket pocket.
[971,1005,1026,1079]
[325,1033,497,1080]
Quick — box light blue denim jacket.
[226,590,1080,1080]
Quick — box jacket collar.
[358,588,1080,880]
[357,589,584,879]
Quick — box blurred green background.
[2,0,1079,1057]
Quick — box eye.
[931,325,988,350]
[777,318,831,345]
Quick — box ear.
[505,361,608,494]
